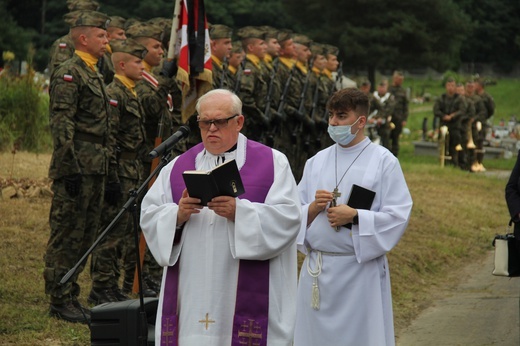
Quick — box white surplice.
[140,134,302,346]
[294,137,413,346]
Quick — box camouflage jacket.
[467,94,486,122]
[433,93,463,127]
[106,77,146,182]
[136,71,179,164]
[261,59,282,114]
[48,34,75,76]
[479,91,495,119]
[388,85,409,122]
[237,54,267,114]
[211,56,233,90]
[48,54,110,179]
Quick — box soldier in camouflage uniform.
[236,26,270,142]
[259,25,283,147]
[372,79,395,150]
[433,77,464,167]
[322,44,339,96]
[98,16,127,84]
[456,82,475,170]
[209,24,233,90]
[47,0,100,76]
[227,41,244,88]
[474,77,495,172]
[286,34,315,180]
[272,30,296,155]
[89,39,148,305]
[388,70,409,157]
[308,42,330,152]
[44,10,111,324]
[465,80,486,172]
[127,22,180,296]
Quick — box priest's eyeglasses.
[197,114,238,129]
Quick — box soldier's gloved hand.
[318,118,329,131]
[294,110,305,121]
[104,182,122,206]
[63,174,82,197]
[160,58,178,78]
[303,116,316,130]
[260,113,270,127]
[271,110,285,125]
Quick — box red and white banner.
[175,0,212,123]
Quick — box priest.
[294,88,413,346]
[140,88,301,346]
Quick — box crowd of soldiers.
[433,77,495,172]
[43,0,412,324]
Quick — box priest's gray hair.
[196,89,243,115]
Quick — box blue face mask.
[327,117,361,146]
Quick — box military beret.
[258,25,278,40]
[109,16,126,30]
[310,42,327,56]
[147,17,172,32]
[236,26,266,40]
[292,34,312,47]
[126,23,164,42]
[67,0,99,11]
[110,39,148,59]
[323,44,339,57]
[209,24,233,39]
[231,41,244,54]
[69,10,111,30]
[124,18,142,30]
[276,29,293,44]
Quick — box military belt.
[119,151,138,160]
[74,132,104,145]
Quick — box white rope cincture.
[306,250,323,310]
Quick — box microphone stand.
[60,149,175,345]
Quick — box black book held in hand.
[182,159,245,206]
[344,184,376,229]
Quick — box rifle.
[219,56,228,89]
[264,59,280,147]
[307,78,321,150]
[331,61,343,97]
[233,58,247,94]
[292,59,314,160]
[271,62,296,146]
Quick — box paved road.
[396,251,519,346]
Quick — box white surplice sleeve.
[352,153,413,263]
[229,150,302,260]
[140,157,182,267]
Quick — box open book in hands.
[182,159,245,206]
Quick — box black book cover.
[182,159,245,206]
[344,184,376,229]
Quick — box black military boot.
[49,300,91,324]
[88,286,119,305]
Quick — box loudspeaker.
[90,298,158,346]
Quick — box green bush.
[0,74,51,152]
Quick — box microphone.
[149,125,190,159]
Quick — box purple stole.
[161,140,274,346]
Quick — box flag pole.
[131,0,183,295]
[167,0,182,60]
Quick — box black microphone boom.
[149,125,190,159]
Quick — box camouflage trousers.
[90,176,140,289]
[44,174,105,304]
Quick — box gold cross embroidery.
[238,319,262,346]
[198,313,215,330]
[161,317,175,345]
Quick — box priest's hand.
[177,189,203,224]
[207,196,236,221]
[307,190,333,226]
[327,204,357,228]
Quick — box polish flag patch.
[63,74,73,82]
[243,69,252,75]
[109,99,118,107]
[59,43,67,49]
